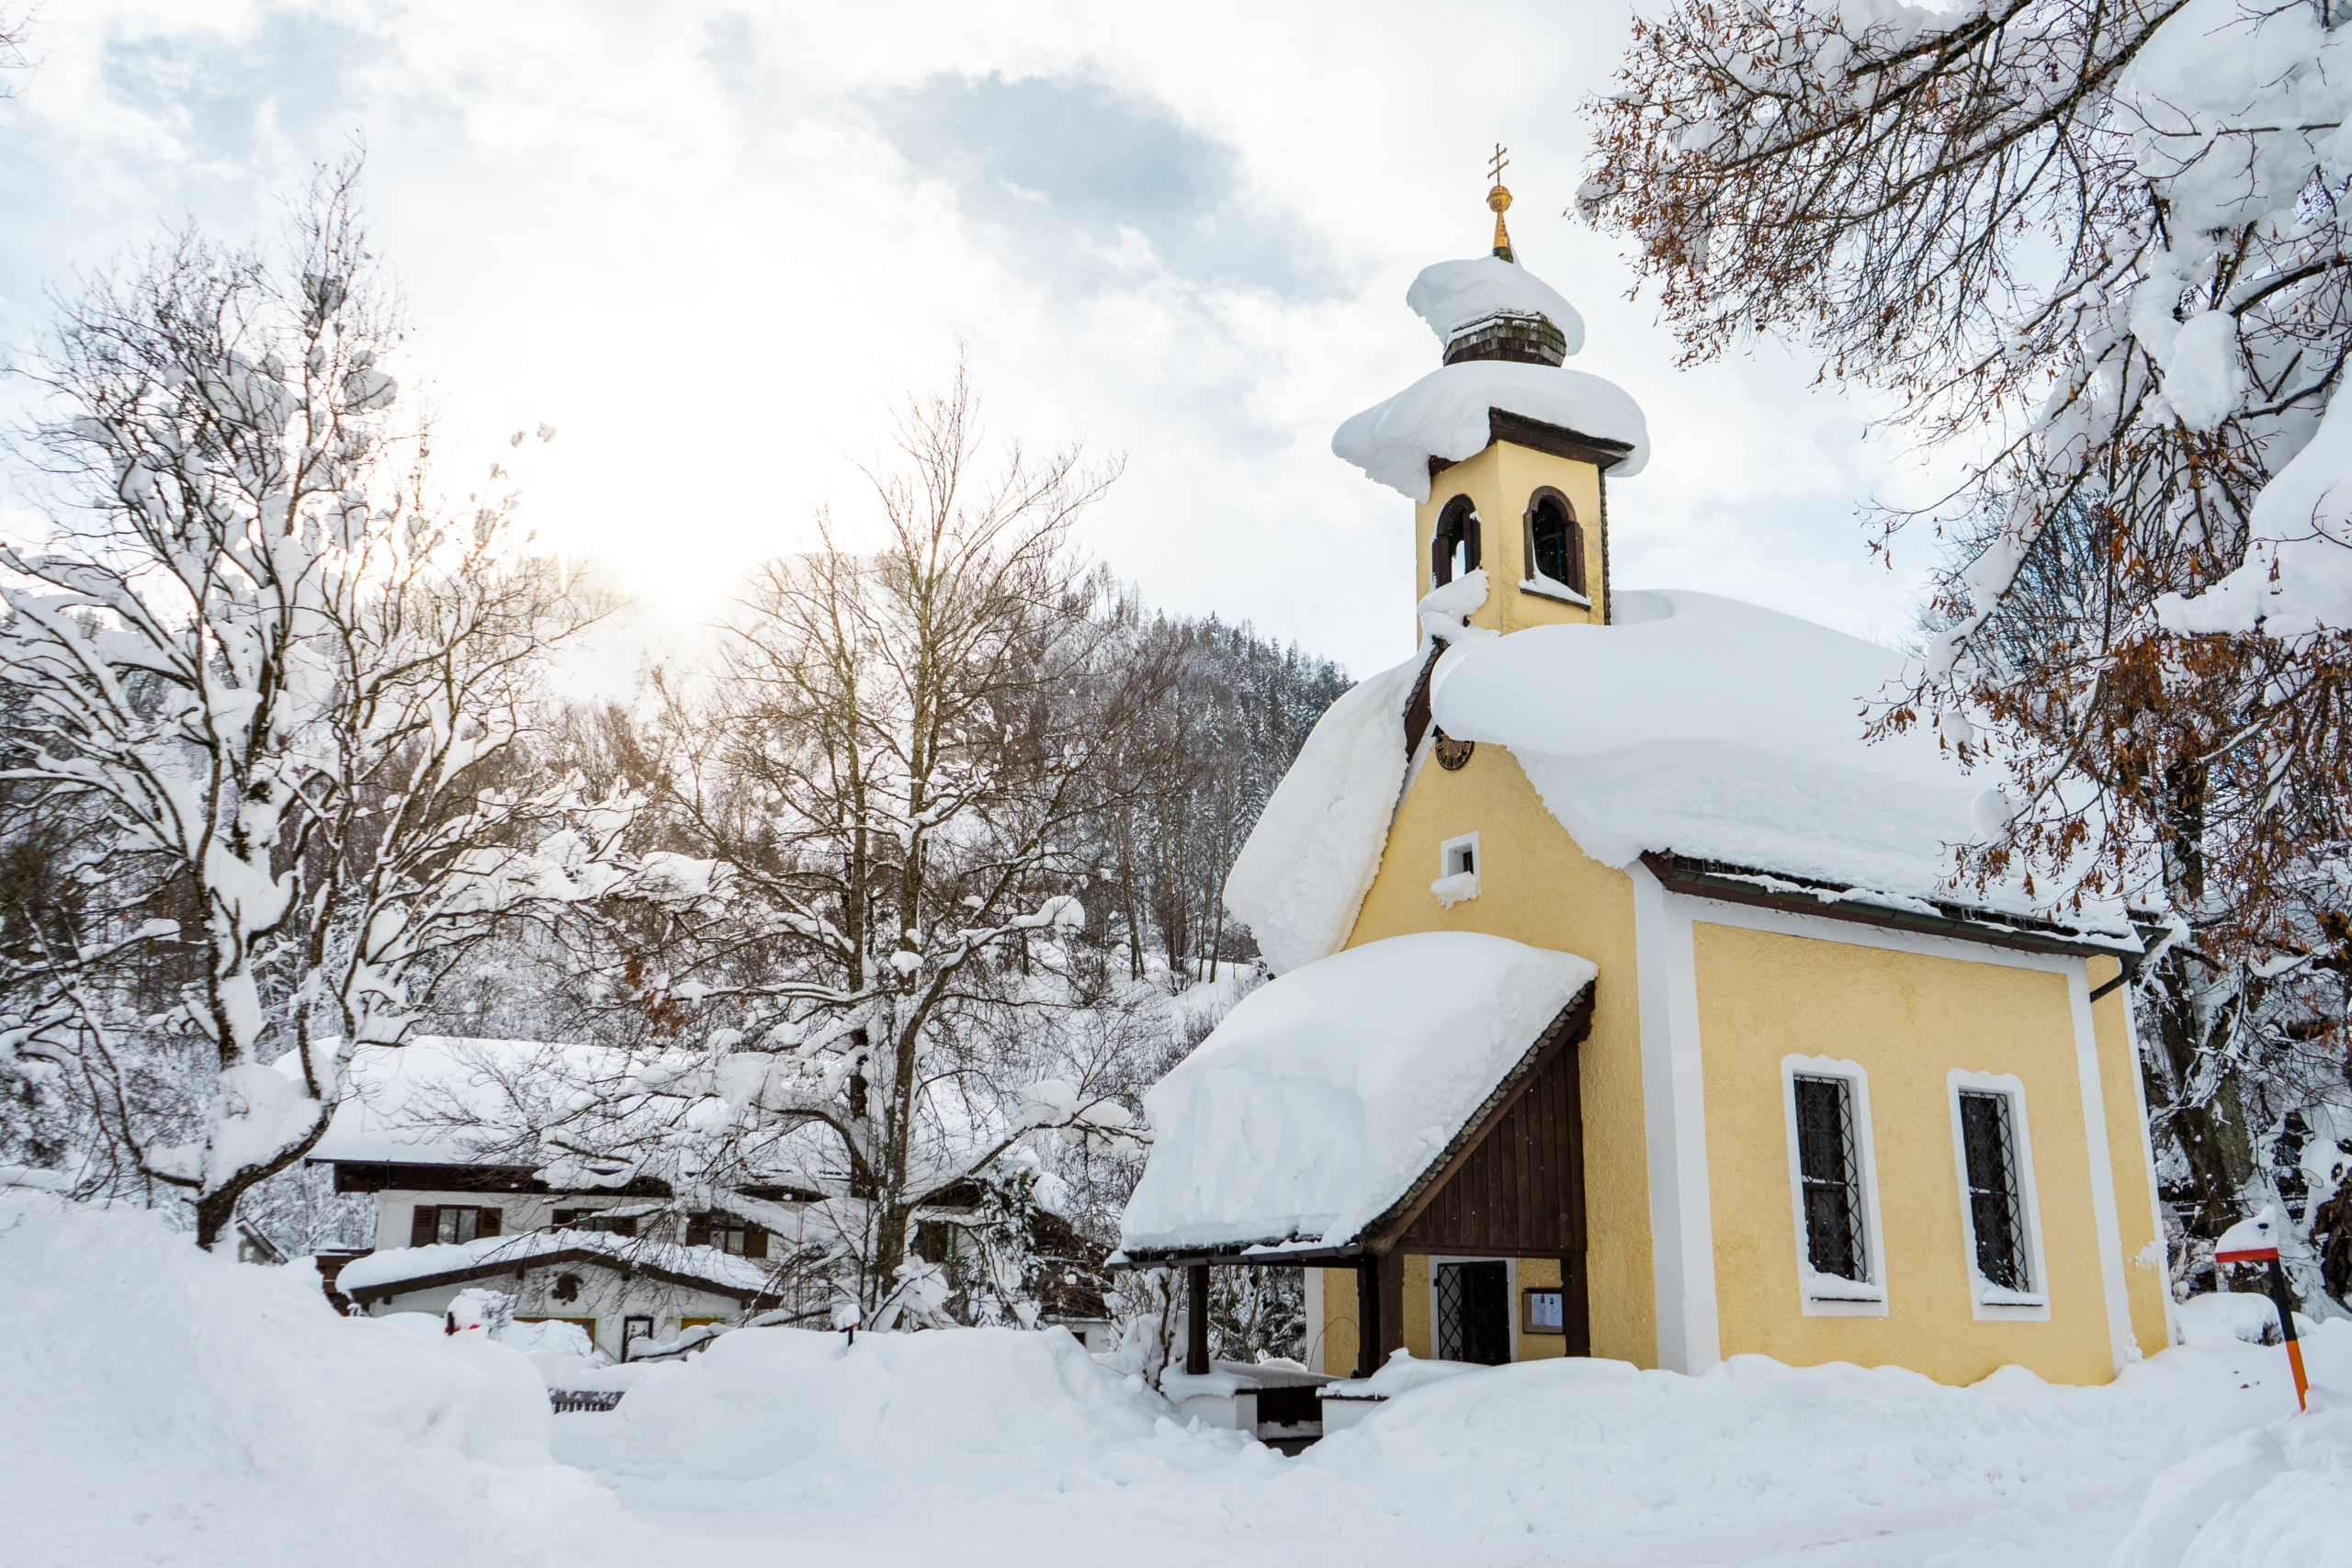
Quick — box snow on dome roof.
[1118,933,1597,1256]
[1408,256,1586,353]
[1427,590,2125,931]
[1332,361,1649,502]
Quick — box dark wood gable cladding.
[1392,1023,1584,1258]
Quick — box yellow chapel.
[1115,176,2172,1398]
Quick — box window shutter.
[686,1213,711,1247]
[477,1207,502,1238]
[746,1223,767,1260]
[410,1206,436,1247]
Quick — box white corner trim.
[2114,976,2177,1353]
[1303,1265,1326,1374]
[1631,861,1721,1373]
[1518,575,1592,608]
[1946,1069,2053,1322]
[2067,965,2137,1372]
[1781,1055,1891,1318]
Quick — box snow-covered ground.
[6,1191,2343,1568]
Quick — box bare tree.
[508,362,1170,1322]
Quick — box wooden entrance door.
[1435,1260,1511,1364]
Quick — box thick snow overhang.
[1429,589,2141,942]
[1638,854,2149,962]
[337,1229,784,1308]
[1115,933,1598,1264]
[1332,361,1649,502]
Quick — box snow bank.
[558,1323,1185,1483]
[1430,589,2119,925]
[1221,651,1423,975]
[1118,933,1596,1253]
[1406,255,1585,353]
[0,1191,651,1568]
[1931,1322,2352,1568]
[1332,359,1650,502]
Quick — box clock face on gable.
[1433,728,1476,772]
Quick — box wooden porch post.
[1353,1256,1380,1380]
[1185,1263,1210,1375]
[1376,1247,1406,1365]
[1562,1249,1591,1358]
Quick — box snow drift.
[0,1191,652,1568]
[557,1322,1182,1484]
[1118,932,1596,1253]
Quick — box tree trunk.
[2146,948,2257,1240]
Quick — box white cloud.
[0,0,1942,677]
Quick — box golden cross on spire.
[1485,143,1516,262]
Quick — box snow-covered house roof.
[304,1035,831,1195]
[305,1036,613,1169]
[1117,932,1597,1258]
[1223,590,2137,978]
[335,1227,785,1307]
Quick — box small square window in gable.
[1433,831,1481,908]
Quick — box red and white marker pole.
[2217,1215,2309,1413]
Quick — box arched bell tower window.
[1525,488,1585,596]
[1431,496,1481,588]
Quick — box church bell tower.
[1329,148,1652,642]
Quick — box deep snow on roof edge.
[1331,360,1650,502]
[1118,933,1597,1255]
[1218,590,2132,980]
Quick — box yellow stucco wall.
[1691,920,2120,1385]
[2094,956,2176,1353]
[1419,445,1609,636]
[1340,742,1657,1367]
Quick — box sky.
[0,0,1956,680]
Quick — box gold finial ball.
[1487,185,1513,214]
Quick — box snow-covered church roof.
[1117,933,1597,1257]
[1333,250,1648,501]
[1223,587,2136,977]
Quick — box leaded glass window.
[1793,1075,1867,1282]
[1960,1090,2030,1291]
